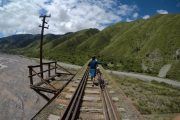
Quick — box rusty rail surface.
[101,86,121,120]
[60,68,89,120]
[93,65,121,120]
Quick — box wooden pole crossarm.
[31,69,57,90]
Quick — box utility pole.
[39,15,51,78]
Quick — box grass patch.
[111,75,180,115]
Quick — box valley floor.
[0,53,179,120]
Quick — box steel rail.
[101,86,120,120]
[101,88,110,120]
[60,68,89,120]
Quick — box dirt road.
[107,70,180,88]
[48,60,180,88]
[45,60,180,88]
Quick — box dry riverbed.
[0,54,47,120]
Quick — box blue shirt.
[88,60,98,69]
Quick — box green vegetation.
[0,14,180,80]
[111,74,180,119]
[167,61,180,81]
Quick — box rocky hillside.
[0,14,179,80]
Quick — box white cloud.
[142,15,150,19]
[126,18,133,22]
[0,0,45,36]
[133,12,138,18]
[157,9,168,14]
[118,4,138,16]
[0,0,138,37]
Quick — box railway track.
[59,67,120,120]
[101,86,120,120]
[32,65,143,120]
[60,68,89,119]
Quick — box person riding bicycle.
[96,67,105,89]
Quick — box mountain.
[0,34,40,49]
[0,14,180,80]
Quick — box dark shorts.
[89,69,96,78]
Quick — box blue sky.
[0,0,179,38]
[121,0,180,16]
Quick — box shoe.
[92,82,94,87]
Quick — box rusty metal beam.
[31,69,57,90]
[29,67,57,77]
[33,75,57,86]
[34,89,50,101]
[31,72,77,119]
[56,64,73,74]
[31,85,57,93]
